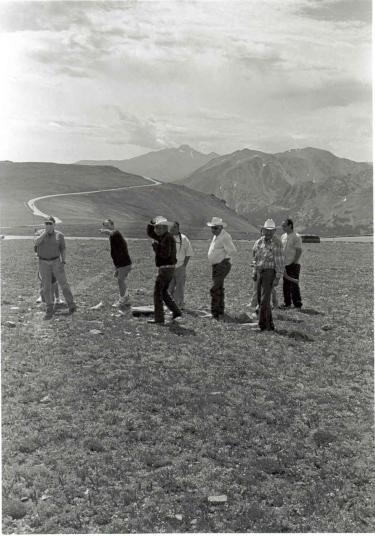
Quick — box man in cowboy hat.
[34,216,76,320]
[252,218,284,331]
[146,216,182,324]
[207,217,236,320]
[280,218,303,309]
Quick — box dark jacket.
[146,224,177,267]
[109,230,132,268]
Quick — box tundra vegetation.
[1,239,374,533]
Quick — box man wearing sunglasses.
[207,217,236,320]
[34,216,76,320]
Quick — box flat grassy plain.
[1,238,374,533]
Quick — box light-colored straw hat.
[262,218,277,230]
[206,216,227,228]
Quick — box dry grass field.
[1,238,374,533]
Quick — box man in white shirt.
[168,222,193,309]
[280,218,303,309]
[207,217,236,320]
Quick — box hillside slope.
[179,148,373,235]
[0,162,257,238]
[76,145,220,182]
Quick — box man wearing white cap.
[146,216,182,324]
[34,216,76,320]
[252,219,284,331]
[207,217,236,320]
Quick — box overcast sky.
[0,0,372,163]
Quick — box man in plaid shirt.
[252,219,284,331]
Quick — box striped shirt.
[252,236,284,278]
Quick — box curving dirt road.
[26,176,161,223]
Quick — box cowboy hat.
[152,215,173,226]
[262,218,277,230]
[206,216,227,228]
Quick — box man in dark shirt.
[146,216,182,324]
[100,219,132,307]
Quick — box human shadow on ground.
[274,313,305,324]
[298,308,324,316]
[274,328,314,342]
[168,321,196,337]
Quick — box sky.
[0,0,372,163]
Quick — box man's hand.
[99,228,111,235]
[252,272,257,281]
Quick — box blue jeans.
[257,269,276,330]
[210,259,231,317]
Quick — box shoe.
[55,298,65,305]
[172,311,182,320]
[278,304,291,310]
[68,304,77,314]
[112,300,121,308]
[147,319,164,325]
[36,296,43,304]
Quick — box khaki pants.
[39,259,75,310]
[116,265,132,297]
[168,265,186,308]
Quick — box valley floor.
[1,239,374,533]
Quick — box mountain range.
[76,145,220,182]
[177,147,373,236]
[0,161,257,238]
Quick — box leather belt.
[39,256,59,261]
[159,265,175,269]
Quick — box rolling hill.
[76,145,220,182]
[0,161,257,238]
[178,148,373,235]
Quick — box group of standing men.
[34,214,303,331]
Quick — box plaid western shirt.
[252,236,285,278]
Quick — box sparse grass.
[1,238,374,533]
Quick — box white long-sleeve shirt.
[208,229,236,265]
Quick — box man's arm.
[34,230,47,246]
[183,237,193,266]
[293,236,302,263]
[59,236,66,263]
[146,222,159,241]
[273,241,285,281]
[224,234,237,256]
[252,241,258,280]
[293,247,302,264]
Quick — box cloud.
[296,0,371,23]
[275,78,372,110]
